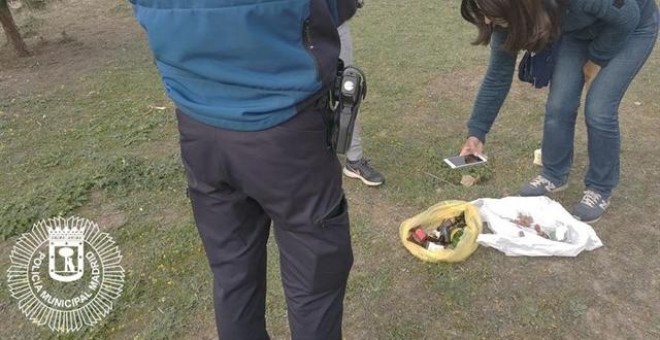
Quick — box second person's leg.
[574,14,659,222]
[338,22,385,186]
[520,36,587,196]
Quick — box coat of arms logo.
[48,224,86,282]
[6,216,124,333]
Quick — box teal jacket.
[131,0,356,131]
[467,0,658,142]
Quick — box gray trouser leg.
[176,101,353,340]
[338,22,364,161]
[338,23,353,65]
[345,119,363,162]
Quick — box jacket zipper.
[303,19,321,81]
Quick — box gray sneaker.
[573,189,610,223]
[343,158,385,187]
[519,175,568,196]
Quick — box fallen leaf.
[460,175,479,187]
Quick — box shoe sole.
[519,183,569,196]
[342,167,383,187]
[573,214,601,224]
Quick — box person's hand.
[460,136,484,157]
[583,60,601,91]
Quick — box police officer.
[131,1,358,339]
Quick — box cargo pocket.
[310,196,354,293]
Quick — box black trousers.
[176,102,353,340]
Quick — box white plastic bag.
[473,196,603,257]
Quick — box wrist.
[467,129,486,144]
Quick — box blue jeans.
[541,11,659,196]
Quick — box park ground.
[1,0,659,339]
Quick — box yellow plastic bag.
[399,200,482,263]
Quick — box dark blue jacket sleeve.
[579,0,641,66]
[328,0,357,27]
[467,30,517,143]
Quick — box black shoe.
[343,158,385,187]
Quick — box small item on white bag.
[473,196,603,257]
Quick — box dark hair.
[460,0,567,53]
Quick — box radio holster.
[324,60,368,154]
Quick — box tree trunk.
[0,0,30,57]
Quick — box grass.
[2,0,660,339]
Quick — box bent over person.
[459,0,658,223]
[130,1,357,339]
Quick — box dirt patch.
[427,65,548,107]
[427,67,486,104]
[0,0,145,99]
[422,65,547,141]
[75,190,128,230]
[181,310,218,340]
